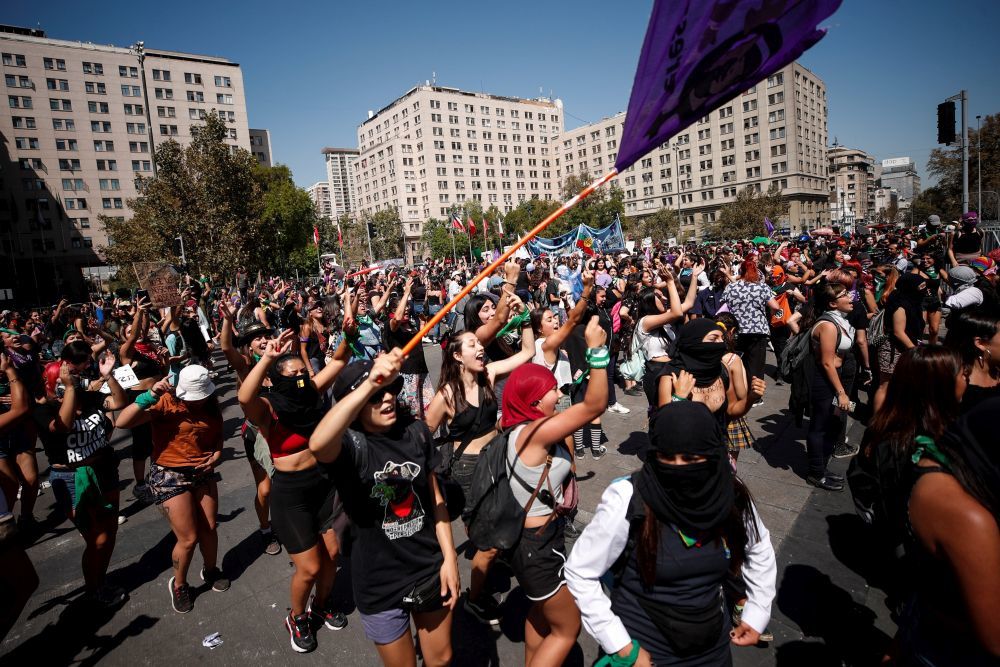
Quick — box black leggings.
[269,466,338,554]
[736,333,769,382]
[806,357,854,478]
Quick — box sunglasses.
[349,371,404,404]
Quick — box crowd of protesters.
[0,210,998,665]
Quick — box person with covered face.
[565,401,776,666]
[236,329,351,653]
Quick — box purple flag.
[615,0,841,173]
[764,216,775,234]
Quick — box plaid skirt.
[726,416,755,452]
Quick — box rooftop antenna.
[431,71,436,85]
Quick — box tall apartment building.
[353,86,563,263]
[322,147,359,221]
[249,128,272,167]
[828,145,877,225]
[555,62,830,237]
[0,24,251,302]
[879,157,920,205]
[306,181,332,219]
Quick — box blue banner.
[580,215,627,254]
[526,227,579,257]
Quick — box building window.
[154,88,173,100]
[84,82,107,94]
[184,72,202,84]
[215,93,233,104]
[88,101,109,113]
[46,78,70,91]
[213,75,232,87]
[2,53,27,67]
[119,65,138,78]
[152,69,171,81]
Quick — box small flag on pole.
[467,215,477,236]
[313,225,320,246]
[497,212,504,236]
[451,213,465,232]
[614,0,841,174]
[764,217,775,235]
[337,220,343,245]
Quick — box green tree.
[706,185,788,240]
[558,172,630,235]
[366,208,404,260]
[924,112,1000,220]
[255,164,319,274]
[102,111,262,279]
[421,218,456,260]
[628,207,679,243]
[496,198,562,241]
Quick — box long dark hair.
[637,478,759,585]
[945,306,1000,374]
[437,330,496,414]
[863,345,963,458]
[637,288,663,319]
[463,293,494,332]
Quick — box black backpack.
[465,428,525,550]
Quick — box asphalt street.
[1,344,895,666]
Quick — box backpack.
[610,300,623,334]
[784,314,841,426]
[778,313,840,382]
[867,308,888,349]
[620,324,647,382]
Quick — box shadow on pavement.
[220,528,265,584]
[617,431,648,460]
[775,563,891,666]
[752,411,810,479]
[6,597,158,665]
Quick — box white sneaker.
[608,402,631,415]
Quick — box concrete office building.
[0,24,252,302]
[879,156,920,205]
[828,145,877,224]
[306,181,332,219]
[353,85,563,263]
[249,128,272,167]
[322,147,358,222]
[554,62,830,237]
[874,186,898,220]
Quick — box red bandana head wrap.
[501,364,557,429]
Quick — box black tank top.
[448,386,497,443]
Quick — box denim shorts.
[49,453,119,517]
[146,463,215,504]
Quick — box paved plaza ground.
[1,346,895,666]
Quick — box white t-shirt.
[533,338,573,388]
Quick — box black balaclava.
[667,319,727,388]
[636,401,734,535]
[265,354,322,437]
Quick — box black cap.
[331,360,374,402]
[236,320,270,346]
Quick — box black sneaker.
[168,576,193,614]
[591,445,607,460]
[624,387,643,397]
[310,601,348,631]
[262,531,282,556]
[285,611,317,653]
[464,591,503,626]
[823,470,845,483]
[84,584,128,609]
[575,446,586,460]
[806,475,844,492]
[832,442,860,459]
[200,567,231,592]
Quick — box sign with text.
[134,262,183,309]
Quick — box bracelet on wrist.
[671,393,688,402]
[597,640,640,667]
[586,346,610,369]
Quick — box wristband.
[595,640,640,667]
[134,390,160,410]
[586,346,610,369]
[671,393,688,402]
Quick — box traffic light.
[937,101,956,144]
[367,222,376,239]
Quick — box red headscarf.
[501,364,557,429]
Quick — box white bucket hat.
[175,365,216,401]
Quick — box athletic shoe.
[608,402,631,415]
[200,567,231,592]
[168,576,193,614]
[806,475,844,492]
[84,584,128,609]
[823,470,845,483]
[575,447,586,460]
[591,445,608,461]
[751,399,765,408]
[262,531,282,556]
[310,604,348,630]
[624,387,643,397]
[285,612,317,653]
[464,591,503,626]
[832,442,860,459]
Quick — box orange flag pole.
[401,168,618,358]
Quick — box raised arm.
[488,317,535,379]
[309,349,404,464]
[0,355,29,432]
[543,271,593,358]
[238,330,295,428]
[218,302,250,381]
[119,297,150,363]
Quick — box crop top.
[263,405,310,458]
[448,385,497,444]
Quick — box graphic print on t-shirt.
[67,412,107,463]
[370,461,425,540]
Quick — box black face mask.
[678,341,727,387]
[267,372,321,437]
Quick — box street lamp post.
[977,115,982,215]
[673,144,681,237]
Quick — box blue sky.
[7,0,1000,189]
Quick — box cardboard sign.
[641,237,654,248]
[99,364,141,394]
[134,262,183,309]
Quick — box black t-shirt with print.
[328,419,443,614]
[32,391,111,467]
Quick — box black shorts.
[270,466,341,554]
[922,296,942,313]
[510,518,567,601]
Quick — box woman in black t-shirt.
[311,352,458,666]
[36,341,128,607]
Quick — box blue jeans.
[428,303,442,339]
